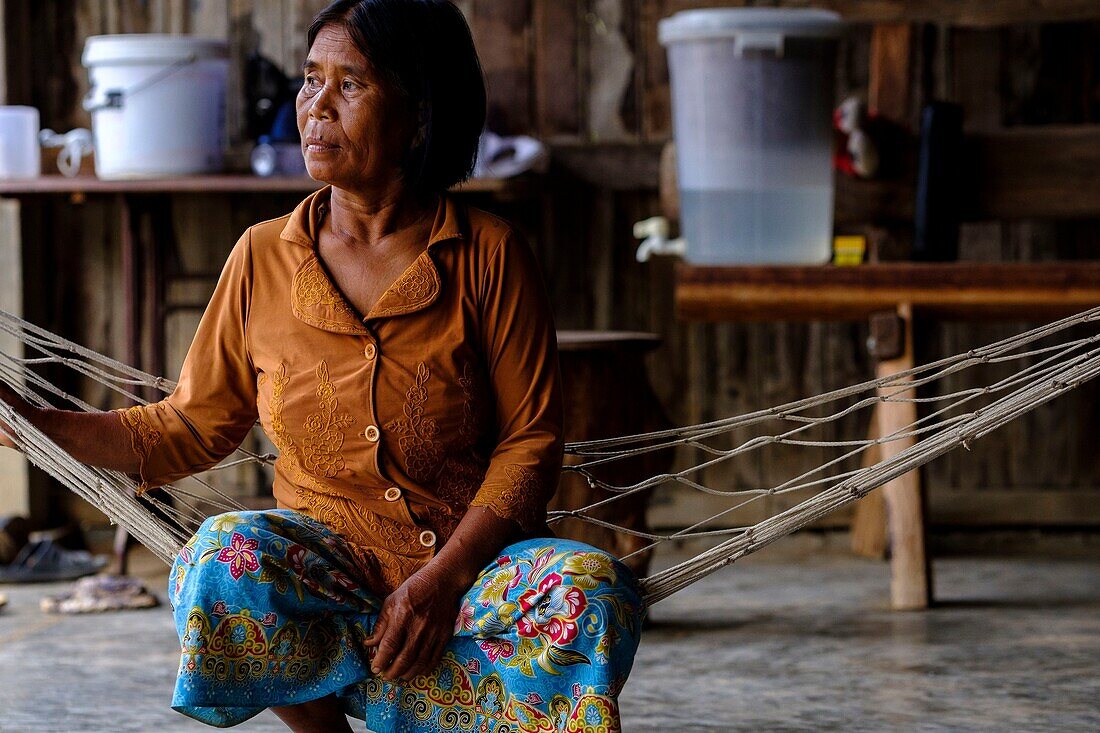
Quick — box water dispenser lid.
[659,8,843,45]
[83,34,229,67]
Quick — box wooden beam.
[533,0,582,137]
[869,23,912,123]
[970,126,1100,221]
[650,488,1100,531]
[468,0,533,135]
[676,262,1100,322]
[551,141,664,190]
[928,489,1100,527]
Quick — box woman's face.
[296,24,418,191]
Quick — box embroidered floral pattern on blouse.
[433,361,489,511]
[420,504,460,542]
[385,362,443,482]
[301,362,354,478]
[295,485,421,550]
[471,464,547,532]
[268,363,296,461]
[116,404,164,495]
[456,361,484,447]
[291,257,368,335]
[368,253,441,318]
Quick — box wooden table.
[675,261,1100,610]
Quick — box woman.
[0,1,644,731]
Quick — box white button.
[418,530,436,548]
[384,486,402,502]
[364,425,380,442]
[364,343,377,360]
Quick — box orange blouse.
[115,185,564,593]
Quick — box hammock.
[2,306,1099,605]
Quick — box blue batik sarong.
[169,510,645,731]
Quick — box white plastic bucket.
[659,9,843,264]
[82,34,228,179]
[0,106,41,179]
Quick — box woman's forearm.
[421,505,522,597]
[1,382,139,473]
[33,407,140,473]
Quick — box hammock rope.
[1,306,1099,605]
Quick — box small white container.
[82,34,228,179]
[660,9,843,264]
[0,106,41,179]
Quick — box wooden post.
[0,198,29,516]
[874,303,932,609]
[112,193,141,576]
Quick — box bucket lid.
[659,8,843,45]
[83,34,228,66]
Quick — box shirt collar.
[281,185,465,333]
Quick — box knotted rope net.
[2,306,1100,605]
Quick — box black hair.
[307,0,487,194]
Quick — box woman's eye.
[304,76,320,90]
[342,80,357,92]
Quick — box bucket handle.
[83,53,198,112]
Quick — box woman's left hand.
[364,564,464,683]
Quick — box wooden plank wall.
[6,1,1100,530]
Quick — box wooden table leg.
[849,419,887,558]
[874,303,932,609]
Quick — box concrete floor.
[1,534,1099,732]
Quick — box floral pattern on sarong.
[170,510,645,732]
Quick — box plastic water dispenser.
[658,9,843,264]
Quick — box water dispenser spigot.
[634,216,686,262]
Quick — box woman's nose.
[307,84,337,121]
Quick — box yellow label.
[832,235,866,266]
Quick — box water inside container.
[680,186,833,265]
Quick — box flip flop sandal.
[40,574,159,614]
[0,537,107,583]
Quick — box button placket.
[359,326,385,477]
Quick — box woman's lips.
[305,138,339,153]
